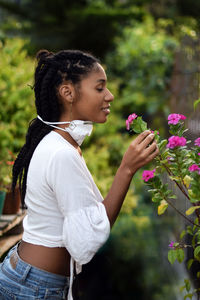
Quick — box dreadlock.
[12,49,100,207]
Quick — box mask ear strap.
[37,115,70,125]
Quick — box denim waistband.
[4,242,70,289]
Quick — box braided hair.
[12,49,100,207]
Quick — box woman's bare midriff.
[18,240,71,276]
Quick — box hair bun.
[36,49,54,61]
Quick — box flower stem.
[158,154,190,200]
[159,156,200,224]
[165,198,200,227]
[164,162,190,200]
[151,180,200,227]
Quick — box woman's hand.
[121,130,159,176]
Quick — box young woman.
[0,50,159,300]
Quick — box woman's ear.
[58,83,75,103]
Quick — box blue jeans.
[0,242,70,299]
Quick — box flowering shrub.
[126,112,200,298]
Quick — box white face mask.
[37,115,93,146]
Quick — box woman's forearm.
[103,163,136,227]
[103,130,159,228]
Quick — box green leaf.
[169,195,177,199]
[197,271,200,279]
[194,246,200,259]
[158,139,167,151]
[184,294,193,300]
[148,189,158,193]
[186,206,200,216]
[131,117,147,133]
[187,259,194,270]
[176,248,185,263]
[180,230,186,239]
[187,226,193,236]
[184,279,191,292]
[180,285,185,293]
[168,249,177,264]
[192,235,196,248]
[169,176,181,182]
[194,218,199,226]
[194,98,200,111]
[152,197,161,203]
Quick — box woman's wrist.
[118,161,137,179]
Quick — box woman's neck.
[53,129,82,156]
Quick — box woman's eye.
[96,88,103,92]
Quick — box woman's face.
[72,63,114,123]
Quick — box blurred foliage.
[106,15,178,131]
[0,37,34,153]
[0,0,145,58]
[0,150,15,191]
[0,0,200,60]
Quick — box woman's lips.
[102,108,110,114]
[101,107,110,114]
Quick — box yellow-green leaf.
[188,189,196,198]
[183,175,192,188]
[187,258,194,270]
[186,206,200,216]
[194,98,200,110]
[158,200,168,215]
[194,246,200,259]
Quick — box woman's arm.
[103,130,159,227]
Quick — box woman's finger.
[146,146,159,162]
[145,142,159,158]
[133,130,152,145]
[139,133,155,149]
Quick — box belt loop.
[20,264,32,282]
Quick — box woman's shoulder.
[34,131,77,161]
[44,131,82,162]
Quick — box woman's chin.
[97,117,108,124]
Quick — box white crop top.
[22,131,110,300]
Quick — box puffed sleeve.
[46,147,110,265]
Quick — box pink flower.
[169,241,175,249]
[142,169,156,182]
[179,114,186,120]
[126,120,130,130]
[128,113,137,123]
[188,164,200,172]
[166,136,187,149]
[126,113,138,131]
[168,113,186,125]
[195,138,200,147]
[198,153,200,156]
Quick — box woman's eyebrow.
[96,79,107,83]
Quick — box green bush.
[0,38,34,154]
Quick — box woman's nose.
[105,89,114,102]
